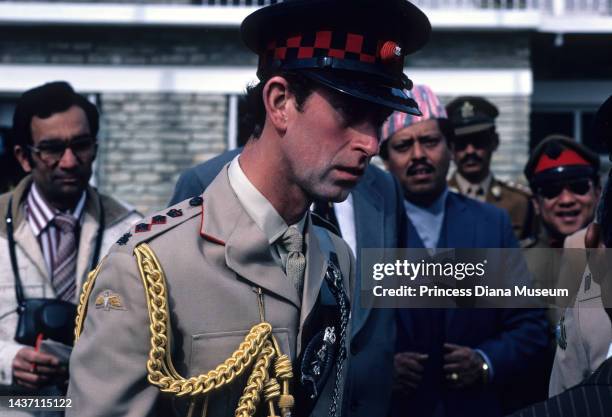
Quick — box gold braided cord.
[134,243,277,399]
[235,341,276,417]
[74,258,105,342]
[133,243,296,417]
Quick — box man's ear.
[14,145,32,173]
[262,76,292,133]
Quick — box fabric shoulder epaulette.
[111,195,204,253]
[498,178,532,197]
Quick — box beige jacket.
[548,228,612,396]
[0,176,141,387]
[67,167,354,417]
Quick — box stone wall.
[97,93,227,215]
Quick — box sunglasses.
[537,178,592,199]
[452,135,491,151]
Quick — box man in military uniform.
[66,1,431,416]
[548,96,612,397]
[446,96,533,239]
[524,135,600,250]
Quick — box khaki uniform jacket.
[449,173,533,239]
[0,176,141,390]
[67,167,355,417]
[549,229,612,397]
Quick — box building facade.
[0,0,610,213]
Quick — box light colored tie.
[280,225,306,294]
[52,213,78,302]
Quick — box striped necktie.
[52,213,78,302]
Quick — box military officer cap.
[525,135,600,190]
[445,96,499,136]
[241,0,431,115]
[593,95,612,152]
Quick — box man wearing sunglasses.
[524,135,601,250]
[0,81,141,403]
[446,97,534,240]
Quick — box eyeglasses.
[29,136,96,165]
[537,178,592,199]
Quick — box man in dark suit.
[380,85,550,417]
[169,153,406,417]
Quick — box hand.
[443,343,485,389]
[393,351,428,392]
[12,347,67,389]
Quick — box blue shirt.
[403,187,448,249]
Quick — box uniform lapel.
[300,216,327,328]
[76,187,99,287]
[201,167,301,309]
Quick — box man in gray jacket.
[0,82,140,403]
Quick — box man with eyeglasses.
[0,81,140,406]
[446,97,534,240]
[524,135,601,250]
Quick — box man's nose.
[58,147,79,169]
[353,123,380,158]
[464,143,476,154]
[411,141,425,160]
[557,187,578,205]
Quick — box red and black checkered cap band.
[260,30,405,84]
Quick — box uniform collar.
[227,154,307,243]
[454,171,492,198]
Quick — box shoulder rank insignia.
[135,223,151,233]
[95,290,126,311]
[491,184,502,199]
[117,232,132,246]
[167,208,183,218]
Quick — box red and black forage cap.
[240,0,431,115]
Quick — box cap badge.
[95,290,126,311]
[461,101,475,119]
[380,41,402,64]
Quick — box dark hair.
[11,81,99,150]
[379,118,453,160]
[243,71,316,139]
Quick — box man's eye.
[393,142,412,152]
[422,138,440,147]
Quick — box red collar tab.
[534,149,591,174]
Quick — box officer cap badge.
[461,101,475,119]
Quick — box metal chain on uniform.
[74,243,297,417]
[323,258,350,417]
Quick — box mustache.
[459,153,483,165]
[406,161,435,175]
